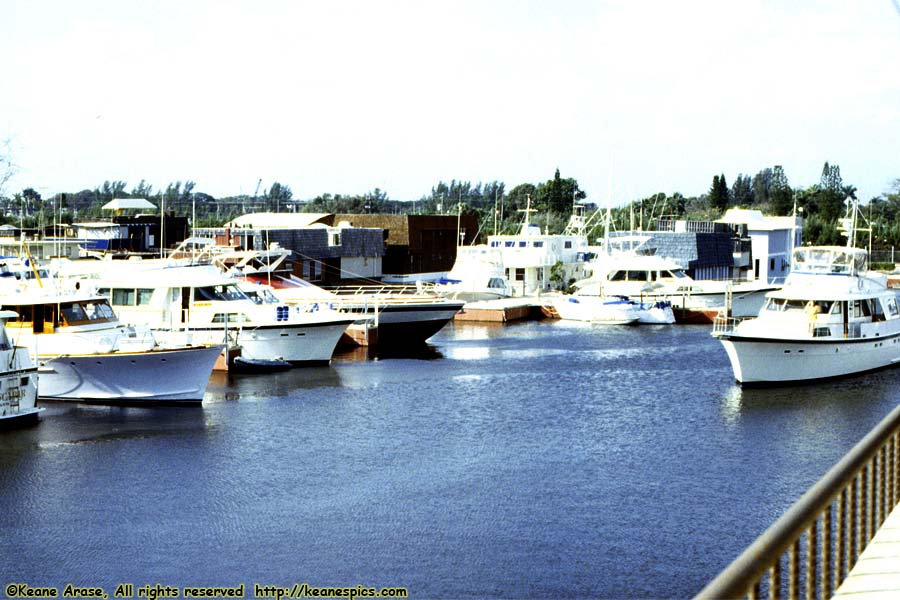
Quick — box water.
[2,320,898,599]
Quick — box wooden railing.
[696,401,900,599]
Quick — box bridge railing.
[695,401,900,600]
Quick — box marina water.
[3,320,899,598]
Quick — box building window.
[564,241,572,249]
[515,268,525,281]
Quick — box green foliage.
[708,174,729,211]
[731,174,753,207]
[549,261,570,292]
[769,165,793,215]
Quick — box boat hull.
[37,344,223,403]
[717,334,900,385]
[553,297,640,325]
[344,303,464,346]
[237,319,355,364]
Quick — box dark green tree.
[708,173,729,211]
[751,168,773,205]
[731,174,753,206]
[769,165,793,215]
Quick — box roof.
[224,213,333,228]
[718,208,801,231]
[102,198,157,211]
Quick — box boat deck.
[834,502,900,598]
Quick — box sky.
[2,0,899,206]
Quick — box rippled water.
[2,320,899,598]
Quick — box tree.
[0,139,14,196]
[769,165,793,215]
[708,174,729,211]
[751,168,773,205]
[816,162,847,222]
[731,174,753,207]
[265,182,293,211]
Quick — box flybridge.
[791,246,868,276]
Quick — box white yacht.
[553,293,674,325]
[431,246,512,302]
[713,245,900,385]
[551,295,640,325]
[0,310,40,426]
[479,201,592,297]
[59,261,357,365]
[0,290,222,403]
[172,239,464,347]
[577,249,773,323]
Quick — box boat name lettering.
[2,386,23,403]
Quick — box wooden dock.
[454,297,549,323]
[834,501,900,598]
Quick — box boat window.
[852,300,872,318]
[83,301,116,321]
[137,289,154,305]
[533,241,544,248]
[490,241,500,248]
[609,271,627,281]
[96,288,111,299]
[565,241,572,249]
[886,297,899,317]
[518,241,527,247]
[783,299,807,311]
[830,302,842,315]
[195,285,248,302]
[0,327,10,350]
[504,241,514,247]
[515,268,525,281]
[112,288,136,306]
[60,302,87,324]
[211,313,251,323]
[488,278,506,289]
[627,271,648,282]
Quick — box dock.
[833,502,900,598]
[453,297,550,323]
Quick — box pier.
[453,297,553,323]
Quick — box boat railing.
[712,313,743,336]
[695,400,900,600]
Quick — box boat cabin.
[1,298,118,334]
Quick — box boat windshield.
[244,288,279,305]
[793,247,868,275]
[60,300,117,326]
[194,284,249,302]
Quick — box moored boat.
[712,244,900,385]
[0,290,222,404]
[0,310,40,426]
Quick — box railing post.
[805,524,817,600]
[769,563,780,600]
[822,505,832,599]
[789,538,800,599]
[837,487,846,586]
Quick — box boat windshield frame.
[792,247,868,276]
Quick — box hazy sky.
[2,0,899,206]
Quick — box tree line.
[2,154,899,249]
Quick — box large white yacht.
[173,239,464,348]
[0,310,40,425]
[59,262,357,365]
[0,289,222,403]
[712,244,900,385]
[576,244,774,323]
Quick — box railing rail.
[695,401,900,599]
